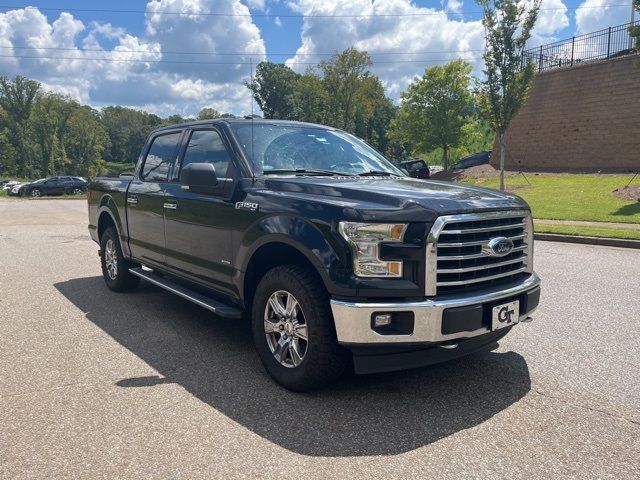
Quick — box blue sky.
[0,1,635,116]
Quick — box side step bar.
[129,267,243,319]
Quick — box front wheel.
[100,227,140,292]
[251,265,350,391]
[30,188,42,198]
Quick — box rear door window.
[141,132,182,182]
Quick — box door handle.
[127,195,138,205]
[163,201,178,210]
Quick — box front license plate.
[492,300,520,331]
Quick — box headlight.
[338,222,407,278]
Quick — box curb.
[534,233,640,249]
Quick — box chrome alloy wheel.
[72,188,82,195]
[31,189,41,197]
[104,239,118,280]
[264,290,308,368]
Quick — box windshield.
[230,124,404,177]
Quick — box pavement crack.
[529,386,640,427]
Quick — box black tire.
[251,264,350,391]
[100,226,140,292]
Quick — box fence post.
[606,26,611,58]
[538,45,543,72]
[570,36,575,66]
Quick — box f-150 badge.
[235,201,259,212]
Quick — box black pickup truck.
[88,119,540,391]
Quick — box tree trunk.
[499,133,506,192]
[443,145,449,171]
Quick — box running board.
[129,267,243,319]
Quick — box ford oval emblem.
[486,237,514,257]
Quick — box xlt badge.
[235,201,259,212]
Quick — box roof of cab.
[151,118,338,134]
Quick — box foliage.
[320,48,373,131]
[390,60,474,170]
[247,62,300,119]
[477,0,540,189]
[247,49,396,154]
[630,0,640,53]
[100,106,162,165]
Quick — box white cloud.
[243,0,266,10]
[274,16,283,27]
[0,1,265,116]
[575,0,633,34]
[285,0,486,98]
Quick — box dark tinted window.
[142,132,181,182]
[181,130,231,178]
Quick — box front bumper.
[330,273,540,346]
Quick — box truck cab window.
[141,132,181,182]
[181,130,231,178]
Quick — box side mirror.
[180,163,218,194]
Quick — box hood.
[255,176,529,222]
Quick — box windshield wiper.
[262,168,342,177]
[357,170,401,177]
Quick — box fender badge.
[235,201,259,212]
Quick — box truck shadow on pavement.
[55,276,531,458]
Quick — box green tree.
[0,128,18,176]
[291,70,328,124]
[197,107,222,120]
[477,0,541,190]
[630,0,640,53]
[30,93,77,176]
[320,48,372,131]
[100,106,162,164]
[390,60,474,170]
[247,62,300,119]
[0,76,41,177]
[353,75,396,154]
[65,106,108,177]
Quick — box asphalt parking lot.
[1,198,639,479]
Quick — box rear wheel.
[100,226,139,292]
[251,265,349,391]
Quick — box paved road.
[1,199,639,479]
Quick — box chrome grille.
[425,211,534,296]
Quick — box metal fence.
[522,21,639,72]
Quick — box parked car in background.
[19,176,87,197]
[400,159,430,179]
[451,151,491,170]
[8,183,25,196]
[2,180,21,192]
[428,165,444,175]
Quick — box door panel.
[163,184,236,294]
[126,180,167,264]
[163,128,236,295]
[126,131,182,265]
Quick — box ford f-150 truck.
[88,119,540,391]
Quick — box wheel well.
[97,211,116,241]
[243,242,323,309]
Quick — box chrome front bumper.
[330,273,540,345]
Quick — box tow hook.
[520,316,534,323]
[439,341,459,350]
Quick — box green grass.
[464,175,640,224]
[536,224,640,240]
